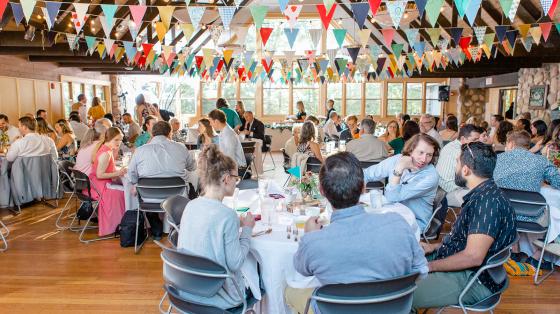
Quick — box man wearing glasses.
[413,142,517,310]
[420,114,443,147]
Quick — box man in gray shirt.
[127,121,196,239]
[285,152,428,313]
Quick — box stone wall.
[457,78,486,123]
[109,75,121,114]
[517,64,560,123]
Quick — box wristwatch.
[393,168,404,177]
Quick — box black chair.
[263,135,276,171]
[185,142,198,150]
[281,148,291,186]
[237,179,258,190]
[241,141,259,180]
[160,195,190,248]
[359,161,386,192]
[135,177,187,254]
[306,157,322,174]
[304,272,420,314]
[442,140,451,147]
[72,169,116,243]
[501,188,552,285]
[154,241,260,314]
[55,160,77,230]
[436,236,518,313]
[422,187,448,243]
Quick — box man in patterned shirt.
[413,142,517,310]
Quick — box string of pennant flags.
[0,0,558,84]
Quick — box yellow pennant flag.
[97,43,106,59]
[518,24,531,39]
[223,49,234,65]
[180,23,195,40]
[115,47,125,62]
[481,44,491,59]
[155,22,167,43]
[158,6,175,31]
[202,48,214,68]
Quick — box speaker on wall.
[438,85,450,101]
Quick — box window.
[62,82,72,116]
[222,83,237,101]
[263,82,289,115]
[406,83,422,115]
[365,83,382,116]
[160,81,177,112]
[239,83,256,113]
[201,82,218,115]
[179,82,196,117]
[326,83,342,116]
[346,83,362,116]
[426,83,442,116]
[95,85,106,103]
[85,84,95,105]
[387,83,403,116]
[294,82,320,116]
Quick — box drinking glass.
[232,188,240,211]
[258,179,269,198]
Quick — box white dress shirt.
[218,124,247,167]
[127,135,196,185]
[1,125,21,144]
[323,119,340,138]
[435,139,461,193]
[6,133,58,162]
[78,104,88,125]
[70,121,89,142]
[427,128,443,147]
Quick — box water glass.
[339,140,346,152]
[232,188,240,211]
[262,205,274,227]
[369,190,383,209]
[258,179,269,198]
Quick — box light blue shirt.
[494,148,560,192]
[293,204,428,285]
[363,154,439,230]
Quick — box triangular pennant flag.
[85,36,97,53]
[72,3,89,34]
[210,26,223,46]
[368,0,383,15]
[287,166,301,178]
[284,5,302,28]
[391,43,404,56]
[522,37,533,52]
[108,42,118,59]
[259,27,273,46]
[426,0,444,27]
[223,49,234,65]
[244,51,254,67]
[218,6,236,30]
[99,15,111,38]
[188,6,205,28]
[381,28,396,46]
[483,33,495,49]
[181,23,195,41]
[508,0,521,21]
[426,28,441,46]
[505,30,517,48]
[250,5,268,29]
[0,0,8,22]
[454,0,468,17]
[103,38,115,55]
[499,0,513,17]
[44,2,61,29]
[327,48,338,68]
[473,26,487,44]
[347,47,361,64]
[41,7,52,29]
[405,29,419,46]
[129,5,147,28]
[155,22,167,43]
[316,4,337,30]
[335,58,348,76]
[142,43,154,57]
[414,41,426,57]
[323,0,336,11]
[332,28,347,48]
[202,48,214,68]
[517,24,531,38]
[127,17,138,39]
[540,22,552,42]
[415,0,428,17]
[530,26,542,45]
[284,28,300,49]
[549,0,559,16]
[309,29,322,49]
[351,3,370,29]
[449,27,463,45]
[465,0,482,26]
[556,23,560,35]
[495,25,508,42]
[100,4,118,31]
[123,41,137,61]
[278,0,289,13]
[10,3,24,26]
[386,0,407,28]
[96,43,106,59]
[21,0,37,23]
[318,59,330,73]
[65,33,78,50]
[358,29,371,47]
[158,6,175,31]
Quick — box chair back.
[161,195,190,229]
[359,161,379,169]
[237,179,258,190]
[137,177,187,212]
[485,235,518,286]
[71,169,98,202]
[264,135,272,152]
[312,272,420,314]
[281,148,291,173]
[155,241,228,298]
[306,157,322,174]
[500,188,547,218]
[58,160,75,193]
[241,141,256,154]
[164,284,225,314]
[185,143,198,150]
[423,187,448,239]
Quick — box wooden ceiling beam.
[29,55,117,63]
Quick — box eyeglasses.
[229,174,241,184]
[463,142,475,159]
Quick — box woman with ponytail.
[177,144,256,309]
[89,127,127,236]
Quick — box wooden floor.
[1,154,559,313]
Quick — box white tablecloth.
[226,189,419,314]
[265,128,293,152]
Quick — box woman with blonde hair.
[297,121,323,163]
[89,127,127,236]
[54,119,77,159]
[88,97,106,122]
[36,117,57,142]
[177,144,256,310]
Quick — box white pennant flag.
[284,5,302,29]
[99,16,112,38]
[66,33,78,50]
[41,7,52,29]
[308,29,322,50]
[508,0,521,21]
[386,0,407,28]
[72,3,89,34]
[21,0,37,24]
[188,6,206,29]
[234,26,249,46]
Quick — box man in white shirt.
[6,116,58,162]
[122,113,141,142]
[487,114,504,144]
[436,124,481,207]
[68,113,89,142]
[346,118,388,162]
[420,114,443,147]
[128,121,197,239]
[208,109,246,168]
[324,111,342,139]
[0,114,21,143]
[71,94,88,124]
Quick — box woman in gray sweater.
[177,144,256,309]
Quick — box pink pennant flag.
[129,5,147,28]
[382,28,396,46]
[540,22,552,42]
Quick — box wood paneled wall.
[0,76,63,125]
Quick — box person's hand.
[304,216,323,233]
[396,155,416,172]
[420,242,438,255]
[118,167,128,176]
[240,212,256,228]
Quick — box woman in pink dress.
[89,127,127,236]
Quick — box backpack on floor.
[118,210,146,248]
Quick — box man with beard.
[412,142,517,310]
[364,133,440,230]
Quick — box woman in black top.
[295,101,307,121]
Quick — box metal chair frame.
[359,161,386,192]
[55,161,78,230]
[422,189,448,243]
[160,195,189,248]
[0,220,9,252]
[241,142,259,180]
[263,135,276,172]
[281,148,292,187]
